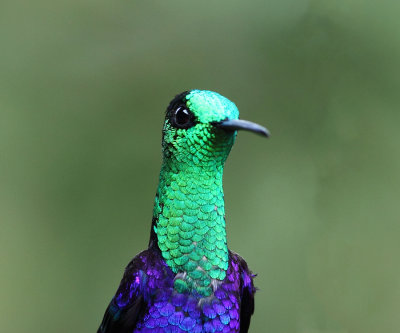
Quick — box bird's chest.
[135,264,241,332]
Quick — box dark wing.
[97,251,148,333]
[230,251,256,333]
[239,278,255,333]
[97,296,144,333]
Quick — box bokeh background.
[1,1,400,332]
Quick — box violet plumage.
[98,90,268,332]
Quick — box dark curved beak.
[213,119,270,137]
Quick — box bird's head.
[162,90,269,167]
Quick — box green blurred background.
[1,1,400,332]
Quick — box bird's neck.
[152,160,229,296]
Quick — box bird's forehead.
[186,90,239,123]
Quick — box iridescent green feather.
[153,90,239,296]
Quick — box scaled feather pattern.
[98,90,266,333]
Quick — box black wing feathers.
[230,251,256,333]
[97,252,148,333]
[239,283,255,333]
[97,296,145,333]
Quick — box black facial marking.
[166,91,196,129]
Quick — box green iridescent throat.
[152,90,240,297]
[153,132,235,297]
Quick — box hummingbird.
[98,90,269,333]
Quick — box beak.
[213,119,270,138]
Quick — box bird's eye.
[172,107,195,129]
[175,108,190,125]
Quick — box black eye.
[175,107,190,125]
[172,107,195,129]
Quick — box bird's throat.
[152,162,229,297]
